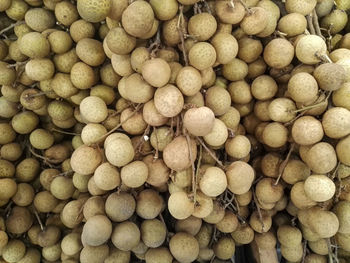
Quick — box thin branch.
[196,137,225,169]
[186,133,197,204]
[312,9,324,40]
[91,103,142,145]
[177,5,189,66]
[307,13,316,35]
[0,21,25,35]
[34,209,44,231]
[274,143,294,185]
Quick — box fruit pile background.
[0,0,350,262]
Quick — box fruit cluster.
[0,0,350,263]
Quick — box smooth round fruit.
[77,0,111,22]
[169,232,199,263]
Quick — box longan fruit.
[262,122,288,148]
[228,80,252,105]
[154,84,184,117]
[322,107,350,139]
[69,19,95,43]
[291,182,317,209]
[336,135,350,166]
[268,98,296,123]
[111,221,141,251]
[83,195,105,220]
[105,192,135,222]
[334,201,350,234]
[288,72,319,103]
[183,106,215,136]
[314,63,346,91]
[321,9,348,34]
[263,38,294,69]
[168,191,194,220]
[188,13,217,41]
[176,66,202,96]
[142,58,171,88]
[222,58,249,81]
[18,32,50,58]
[70,145,102,175]
[136,189,163,220]
[282,159,310,184]
[77,0,110,22]
[76,38,105,67]
[205,86,231,116]
[225,135,251,159]
[50,176,75,200]
[82,215,112,246]
[11,183,34,207]
[215,1,245,25]
[304,174,335,202]
[37,225,61,247]
[80,96,108,123]
[291,116,324,145]
[2,239,26,263]
[238,37,263,63]
[278,13,307,36]
[53,48,79,73]
[25,8,55,32]
[249,210,272,233]
[6,0,29,21]
[188,42,217,71]
[34,191,59,213]
[80,245,109,263]
[306,142,338,173]
[296,35,327,65]
[281,243,303,262]
[211,32,238,65]
[169,232,199,263]
[20,88,47,110]
[213,237,235,260]
[251,75,278,100]
[226,161,255,195]
[175,216,202,236]
[54,1,79,26]
[122,0,154,38]
[308,209,339,238]
[216,210,239,233]
[256,177,284,204]
[0,0,11,11]
[308,239,328,255]
[104,135,134,167]
[94,162,120,191]
[143,100,169,127]
[285,0,317,15]
[6,206,33,235]
[140,219,166,248]
[25,58,55,81]
[124,73,155,103]
[0,143,22,161]
[145,247,173,263]
[199,167,227,197]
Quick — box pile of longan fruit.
[0,0,350,262]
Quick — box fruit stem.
[33,209,44,231]
[292,91,332,113]
[51,128,80,136]
[91,103,142,145]
[239,0,252,15]
[0,21,25,36]
[196,137,225,169]
[312,9,324,40]
[301,240,307,263]
[252,189,265,231]
[6,61,28,68]
[326,238,334,263]
[186,133,197,204]
[153,127,159,160]
[177,5,189,66]
[307,13,316,35]
[200,0,212,14]
[274,143,294,186]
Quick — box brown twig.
[200,0,212,14]
[307,13,316,35]
[194,144,203,203]
[312,9,324,40]
[186,133,197,204]
[153,127,159,160]
[0,21,25,35]
[51,128,80,136]
[252,189,265,231]
[91,103,142,145]
[239,0,252,14]
[177,5,189,66]
[292,91,332,113]
[34,209,44,231]
[301,240,307,263]
[327,238,334,263]
[196,137,225,169]
[274,143,295,185]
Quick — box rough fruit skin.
[169,232,199,263]
[121,0,154,38]
[77,0,111,23]
[183,107,215,136]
